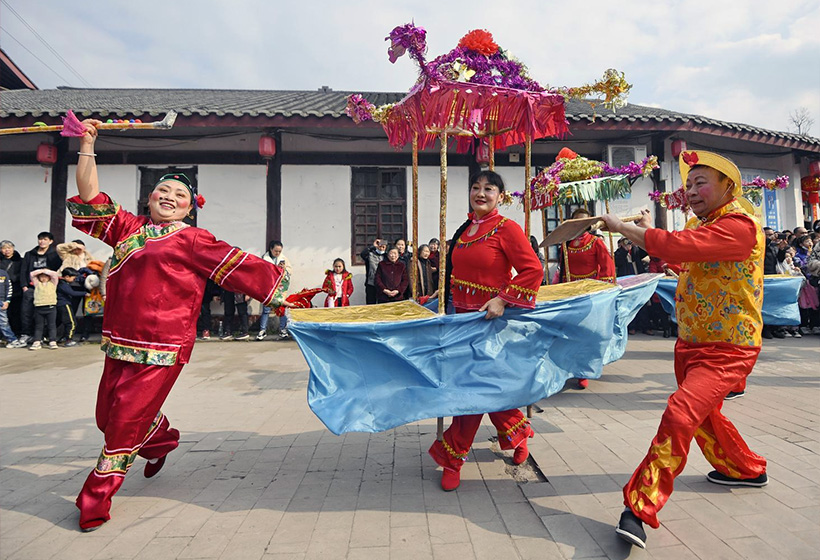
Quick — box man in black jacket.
[20,232,62,344]
[360,238,387,304]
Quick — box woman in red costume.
[428,171,544,491]
[558,207,616,284]
[602,150,768,549]
[69,120,284,531]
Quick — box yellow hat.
[679,150,743,198]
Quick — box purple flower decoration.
[345,94,375,124]
[386,23,427,65]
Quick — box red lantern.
[258,135,276,159]
[671,139,687,158]
[37,143,57,166]
[802,176,820,205]
[809,160,820,177]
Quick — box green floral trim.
[67,199,120,218]
[95,448,138,475]
[94,413,163,475]
[111,222,188,273]
[101,337,179,366]
[271,270,291,307]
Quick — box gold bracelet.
[77,152,97,157]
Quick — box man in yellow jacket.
[601,150,768,549]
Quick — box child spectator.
[322,258,354,307]
[57,267,88,347]
[29,268,59,350]
[1,267,26,348]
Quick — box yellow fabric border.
[535,279,615,302]
[289,300,437,324]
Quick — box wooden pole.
[437,131,449,441]
[604,200,617,283]
[438,131,448,316]
[524,135,533,420]
[524,136,532,237]
[411,133,419,300]
[488,136,495,172]
[542,208,550,285]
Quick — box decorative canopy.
[517,147,658,209]
[346,24,631,153]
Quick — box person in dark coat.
[614,238,652,334]
[360,238,387,304]
[375,247,409,303]
[614,238,649,277]
[20,232,62,343]
[0,240,24,337]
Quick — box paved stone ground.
[1,334,817,559]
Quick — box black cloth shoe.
[772,328,786,339]
[707,470,768,487]
[615,509,646,549]
[724,391,745,400]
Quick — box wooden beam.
[49,136,68,243]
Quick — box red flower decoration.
[457,29,499,56]
[556,147,578,161]
[195,194,206,209]
[681,151,699,167]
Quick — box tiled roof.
[1,87,818,148]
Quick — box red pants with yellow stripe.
[76,357,183,530]
[428,409,532,472]
[624,340,767,528]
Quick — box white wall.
[0,166,53,252]
[197,165,267,257]
[281,165,356,304]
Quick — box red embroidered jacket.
[451,209,543,311]
[67,193,283,366]
[322,270,354,307]
[559,232,616,283]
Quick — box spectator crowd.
[3,220,820,349]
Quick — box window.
[351,167,407,265]
[139,166,198,226]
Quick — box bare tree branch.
[789,107,814,135]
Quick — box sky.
[1,0,818,135]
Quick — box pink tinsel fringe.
[60,110,87,137]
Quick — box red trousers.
[429,409,532,471]
[76,357,183,529]
[624,340,767,528]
